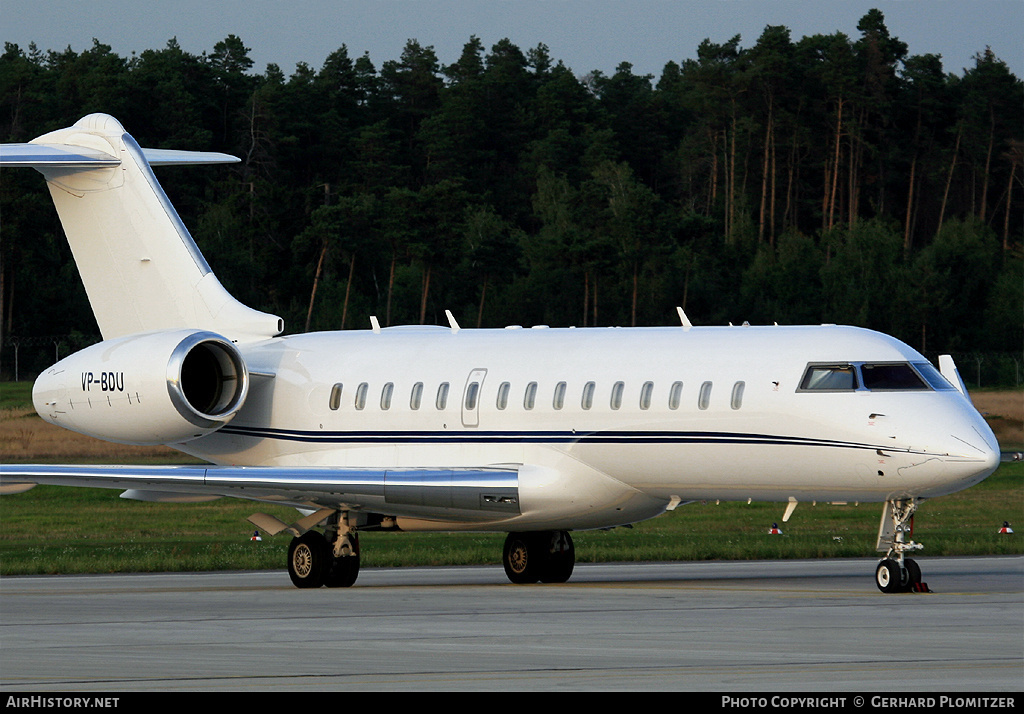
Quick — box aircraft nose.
[938,419,1001,494]
[895,399,1001,497]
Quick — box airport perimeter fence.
[1,334,102,383]
[1,334,1021,391]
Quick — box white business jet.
[0,115,1000,591]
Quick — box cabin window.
[329,383,343,411]
[639,381,654,410]
[465,381,480,411]
[730,381,745,410]
[610,381,624,410]
[799,365,857,391]
[581,382,595,410]
[355,382,368,410]
[380,382,394,410]
[496,382,510,409]
[668,381,683,410]
[860,363,928,391]
[524,382,537,410]
[410,382,423,410]
[436,382,450,410]
[698,381,712,410]
[553,382,566,410]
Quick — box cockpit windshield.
[911,362,958,391]
[800,365,858,391]
[799,361,953,392]
[860,363,928,390]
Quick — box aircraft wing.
[0,464,521,521]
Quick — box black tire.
[875,558,902,594]
[903,558,922,591]
[503,532,539,584]
[537,531,575,584]
[324,533,360,588]
[323,555,360,588]
[288,531,327,588]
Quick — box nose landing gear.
[875,498,925,593]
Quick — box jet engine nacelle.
[33,329,248,445]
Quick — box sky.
[4,0,1022,80]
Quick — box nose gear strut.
[875,498,926,593]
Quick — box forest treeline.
[1,9,1021,379]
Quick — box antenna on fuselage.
[445,310,461,334]
[676,306,692,331]
[370,316,381,334]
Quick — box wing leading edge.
[0,464,521,520]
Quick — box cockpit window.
[912,362,958,391]
[800,361,940,392]
[799,365,858,391]
[860,363,928,390]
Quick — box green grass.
[0,381,33,409]
[1,462,1020,576]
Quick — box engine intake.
[168,332,249,428]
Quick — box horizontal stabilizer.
[139,148,240,166]
[0,143,120,167]
[0,143,239,168]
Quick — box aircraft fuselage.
[160,323,999,531]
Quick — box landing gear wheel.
[503,531,577,584]
[503,532,539,584]
[288,531,328,588]
[875,498,926,594]
[875,558,902,594]
[903,558,922,592]
[537,531,575,584]
[324,533,360,588]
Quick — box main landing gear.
[282,511,578,588]
[874,498,925,593]
[502,531,575,584]
[287,512,360,588]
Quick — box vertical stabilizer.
[5,114,282,342]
